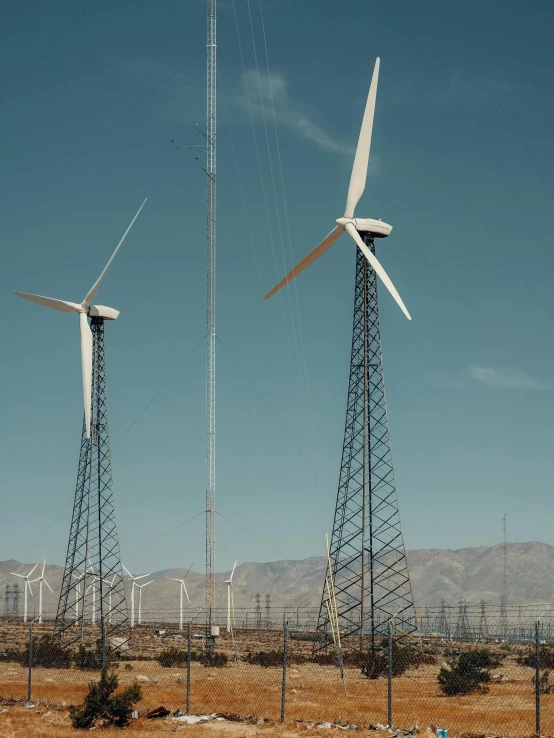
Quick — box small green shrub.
[519,645,554,669]
[533,670,554,694]
[361,639,435,680]
[437,649,499,696]
[68,668,142,729]
[21,636,72,669]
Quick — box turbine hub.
[336,217,392,238]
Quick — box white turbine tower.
[14,199,147,439]
[167,576,190,631]
[29,560,54,625]
[223,562,237,633]
[136,580,153,626]
[263,58,410,322]
[10,564,38,623]
[122,565,150,628]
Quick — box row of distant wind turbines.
[10,560,238,632]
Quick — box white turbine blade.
[41,560,46,578]
[122,565,132,577]
[183,582,190,603]
[344,223,411,320]
[11,573,25,579]
[27,564,38,578]
[141,580,154,588]
[230,561,237,582]
[344,58,380,218]
[79,312,93,439]
[14,292,81,314]
[27,581,33,596]
[82,198,147,309]
[135,573,150,581]
[44,580,54,594]
[263,226,343,300]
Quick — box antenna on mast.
[205,0,217,642]
[500,513,508,638]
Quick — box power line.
[0,0,94,108]
[0,49,203,230]
[217,336,332,495]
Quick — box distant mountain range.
[1,542,552,621]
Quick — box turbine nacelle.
[89,305,119,320]
[335,217,392,239]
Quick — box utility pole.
[205,0,217,632]
[265,594,271,629]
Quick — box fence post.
[186,619,192,715]
[27,620,33,703]
[281,618,288,724]
[535,620,541,735]
[101,616,106,670]
[387,621,393,728]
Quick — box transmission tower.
[255,594,262,629]
[3,585,11,619]
[265,594,271,629]
[54,318,129,651]
[478,599,488,640]
[204,0,217,632]
[437,599,450,639]
[12,584,20,616]
[315,242,416,653]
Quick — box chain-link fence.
[2,606,554,736]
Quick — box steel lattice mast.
[205,0,217,627]
[315,241,416,653]
[55,318,129,650]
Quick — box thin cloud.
[470,364,549,391]
[242,69,360,158]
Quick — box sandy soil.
[1,658,553,737]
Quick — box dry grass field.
[1,624,553,736]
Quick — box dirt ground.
[1,625,553,737]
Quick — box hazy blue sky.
[2,0,554,576]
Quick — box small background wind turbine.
[224,562,237,633]
[10,564,37,623]
[136,580,153,626]
[123,565,150,628]
[264,59,417,651]
[30,560,54,625]
[168,572,191,631]
[16,200,147,652]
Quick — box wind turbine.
[103,574,119,620]
[123,565,150,628]
[136,580,153,626]
[167,575,191,631]
[15,199,147,439]
[10,564,38,623]
[16,200,147,651]
[263,59,409,321]
[223,562,237,633]
[264,59,417,650]
[84,561,98,625]
[29,560,54,625]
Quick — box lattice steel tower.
[315,240,416,652]
[55,318,129,650]
[205,0,217,629]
